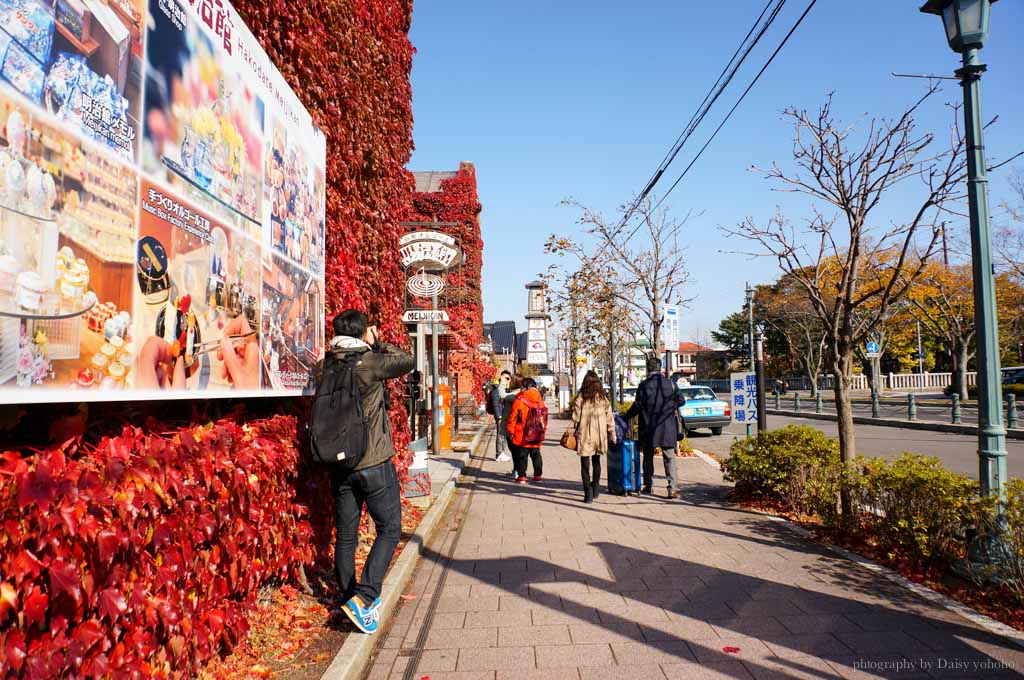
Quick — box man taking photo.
[315,309,414,634]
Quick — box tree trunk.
[833,350,856,522]
[802,356,819,398]
[954,338,969,401]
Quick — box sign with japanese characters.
[730,372,758,425]
[0,0,326,403]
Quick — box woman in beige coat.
[571,370,617,503]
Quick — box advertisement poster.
[0,0,325,402]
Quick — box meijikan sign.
[399,231,461,270]
[402,310,450,324]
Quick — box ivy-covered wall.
[408,163,493,400]
[0,1,417,675]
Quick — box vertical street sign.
[731,372,758,426]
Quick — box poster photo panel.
[0,0,325,403]
[141,0,265,240]
[133,180,262,392]
[0,88,137,394]
[260,251,322,392]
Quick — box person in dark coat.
[624,357,685,498]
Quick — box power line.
[629,0,819,241]
[606,0,788,245]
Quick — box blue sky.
[408,1,1024,344]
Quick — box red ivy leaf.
[97,589,127,622]
[17,457,56,513]
[12,550,43,582]
[3,629,26,671]
[71,618,105,652]
[49,559,84,609]
[23,585,48,627]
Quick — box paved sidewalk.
[362,418,1024,680]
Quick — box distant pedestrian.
[506,377,549,483]
[624,357,685,498]
[488,371,514,463]
[571,370,616,503]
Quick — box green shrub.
[847,453,982,569]
[722,426,840,516]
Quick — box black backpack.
[310,353,368,468]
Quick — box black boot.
[583,484,593,503]
[591,482,600,500]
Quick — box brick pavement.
[361,416,1024,680]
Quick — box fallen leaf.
[399,594,417,601]
[723,646,741,654]
[250,664,272,678]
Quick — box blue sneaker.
[343,595,381,634]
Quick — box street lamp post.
[921,0,1007,563]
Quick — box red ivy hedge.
[0,0,419,675]
[409,164,492,399]
[0,416,312,678]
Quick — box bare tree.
[996,168,1024,281]
[547,196,693,355]
[761,272,828,397]
[908,262,975,400]
[724,88,968,515]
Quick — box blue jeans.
[330,460,402,602]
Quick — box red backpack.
[520,402,549,447]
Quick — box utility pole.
[608,328,618,410]
[755,332,767,432]
[745,283,755,370]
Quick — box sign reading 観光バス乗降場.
[0,0,326,403]
[730,372,758,425]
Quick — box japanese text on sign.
[730,372,758,425]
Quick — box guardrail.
[703,371,979,395]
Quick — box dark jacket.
[624,372,684,449]
[324,341,414,470]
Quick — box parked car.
[678,385,731,436]
[1003,367,1024,385]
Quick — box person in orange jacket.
[506,378,548,483]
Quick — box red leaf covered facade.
[409,163,494,400]
[0,0,419,675]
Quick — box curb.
[319,426,489,680]
[686,450,1024,651]
[767,408,1024,440]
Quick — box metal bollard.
[775,392,781,410]
[907,393,917,421]
[952,393,962,424]
[871,391,880,418]
[1009,394,1019,430]
[794,393,801,412]
[816,392,823,414]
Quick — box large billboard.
[0,0,325,403]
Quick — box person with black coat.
[624,357,686,498]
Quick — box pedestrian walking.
[624,357,685,498]
[312,309,414,634]
[571,370,616,503]
[488,370,514,462]
[506,377,549,483]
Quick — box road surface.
[688,414,1024,481]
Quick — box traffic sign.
[865,341,880,358]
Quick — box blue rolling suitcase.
[608,415,641,496]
